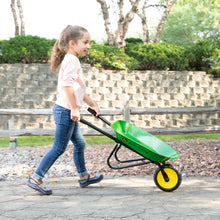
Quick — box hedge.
[0,35,219,77]
[126,42,189,70]
[1,35,51,63]
[80,43,139,70]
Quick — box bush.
[209,66,220,78]
[80,43,139,70]
[1,35,51,63]
[0,40,5,49]
[126,43,188,70]
[184,40,219,71]
[0,40,5,63]
[125,38,143,44]
[47,39,57,47]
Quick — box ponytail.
[50,25,88,72]
[51,40,65,72]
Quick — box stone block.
[91,80,100,87]
[6,64,24,73]
[23,64,40,74]
[148,93,158,100]
[112,87,123,94]
[103,80,115,87]
[110,73,123,80]
[188,81,196,87]
[129,100,138,107]
[125,73,136,81]
[116,80,129,87]
[104,93,117,101]
[141,100,150,107]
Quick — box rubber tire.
[154,165,182,192]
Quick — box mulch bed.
[0,139,219,181]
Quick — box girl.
[27,25,103,195]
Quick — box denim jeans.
[34,104,88,179]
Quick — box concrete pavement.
[0,176,219,220]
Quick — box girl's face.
[68,32,91,57]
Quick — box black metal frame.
[80,108,169,182]
[107,143,152,169]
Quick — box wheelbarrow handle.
[87,107,111,126]
[88,107,98,116]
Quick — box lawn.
[0,133,220,148]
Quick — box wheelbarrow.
[80,108,182,192]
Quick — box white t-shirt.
[56,54,86,109]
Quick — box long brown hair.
[51,25,88,72]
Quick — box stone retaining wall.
[0,63,220,130]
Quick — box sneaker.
[26,176,52,195]
[78,174,103,188]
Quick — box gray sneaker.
[78,174,103,188]
[26,176,52,195]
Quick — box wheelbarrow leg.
[159,165,169,182]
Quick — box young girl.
[27,25,103,195]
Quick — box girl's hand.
[83,94,100,117]
[71,107,80,121]
[92,103,100,117]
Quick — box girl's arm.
[63,86,80,121]
[83,93,100,116]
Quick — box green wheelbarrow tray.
[111,120,179,163]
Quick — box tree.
[96,0,141,49]
[10,0,25,36]
[161,0,220,46]
[96,0,178,47]
[136,0,178,44]
[154,0,178,43]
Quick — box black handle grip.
[88,107,97,116]
[87,107,111,126]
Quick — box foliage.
[0,40,5,63]
[1,35,51,63]
[47,39,57,47]
[184,40,220,71]
[209,66,220,78]
[161,0,220,46]
[0,34,219,76]
[125,38,143,44]
[125,42,188,70]
[80,43,139,70]
[0,40,5,49]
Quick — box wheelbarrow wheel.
[154,165,182,192]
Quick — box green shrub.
[208,66,220,78]
[1,35,51,63]
[0,40,5,49]
[0,40,5,63]
[126,43,188,70]
[125,38,143,44]
[184,40,218,71]
[80,44,139,70]
[47,39,57,47]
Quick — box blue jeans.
[34,104,88,179]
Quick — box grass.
[0,133,220,148]
[156,133,220,142]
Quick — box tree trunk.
[97,0,141,49]
[154,0,176,43]
[10,0,19,36]
[115,0,141,50]
[136,0,150,43]
[123,0,141,39]
[96,0,114,46]
[115,0,124,49]
[17,0,25,35]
